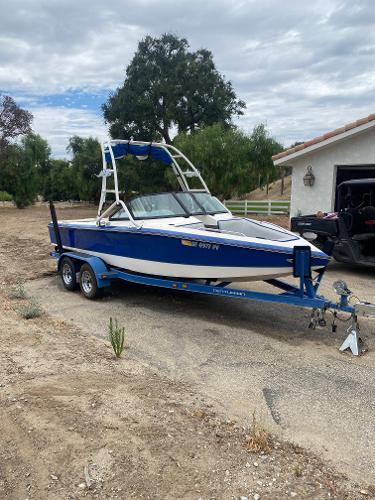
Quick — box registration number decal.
[181,239,220,251]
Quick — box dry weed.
[244,411,272,453]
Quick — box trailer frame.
[50,246,375,356]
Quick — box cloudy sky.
[1,0,374,157]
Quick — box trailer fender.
[56,252,111,288]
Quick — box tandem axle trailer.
[50,245,375,357]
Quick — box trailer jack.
[339,315,368,356]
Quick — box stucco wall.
[289,128,375,217]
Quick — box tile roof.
[272,113,375,162]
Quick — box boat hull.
[49,223,329,281]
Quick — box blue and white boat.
[49,140,329,282]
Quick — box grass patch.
[16,298,42,319]
[0,191,13,202]
[244,411,273,453]
[108,317,126,358]
[6,280,28,299]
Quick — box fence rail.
[224,199,290,215]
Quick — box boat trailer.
[50,243,375,356]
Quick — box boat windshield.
[130,193,187,219]
[192,192,228,214]
[110,192,229,220]
[174,192,204,214]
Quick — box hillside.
[247,175,291,200]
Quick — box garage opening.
[335,165,375,209]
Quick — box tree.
[22,133,51,194]
[0,133,50,208]
[103,33,245,143]
[67,136,102,201]
[174,124,254,199]
[3,145,38,208]
[0,95,33,158]
[249,124,283,194]
[115,155,177,196]
[43,159,79,201]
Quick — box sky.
[1,0,374,157]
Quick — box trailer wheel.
[60,257,78,291]
[79,263,102,299]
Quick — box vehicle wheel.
[60,257,78,291]
[312,235,327,251]
[79,263,102,299]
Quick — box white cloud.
[1,0,375,154]
[31,106,108,158]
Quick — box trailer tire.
[60,257,78,291]
[79,263,102,299]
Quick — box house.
[272,113,375,217]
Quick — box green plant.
[0,190,13,201]
[6,280,27,299]
[244,411,272,453]
[108,317,125,358]
[16,298,42,319]
[294,465,303,477]
[103,33,245,144]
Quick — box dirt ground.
[0,205,374,499]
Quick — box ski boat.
[49,140,329,282]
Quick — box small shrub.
[294,465,303,477]
[16,298,42,319]
[6,280,28,299]
[244,411,272,453]
[108,317,125,358]
[0,191,13,202]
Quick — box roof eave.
[273,119,375,166]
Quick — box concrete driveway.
[28,261,375,485]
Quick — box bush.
[6,280,27,299]
[244,411,272,453]
[16,298,42,319]
[0,191,13,201]
[108,317,125,358]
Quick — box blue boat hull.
[48,223,329,281]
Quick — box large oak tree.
[103,33,246,143]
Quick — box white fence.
[224,199,290,215]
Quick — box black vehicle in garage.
[291,179,375,267]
